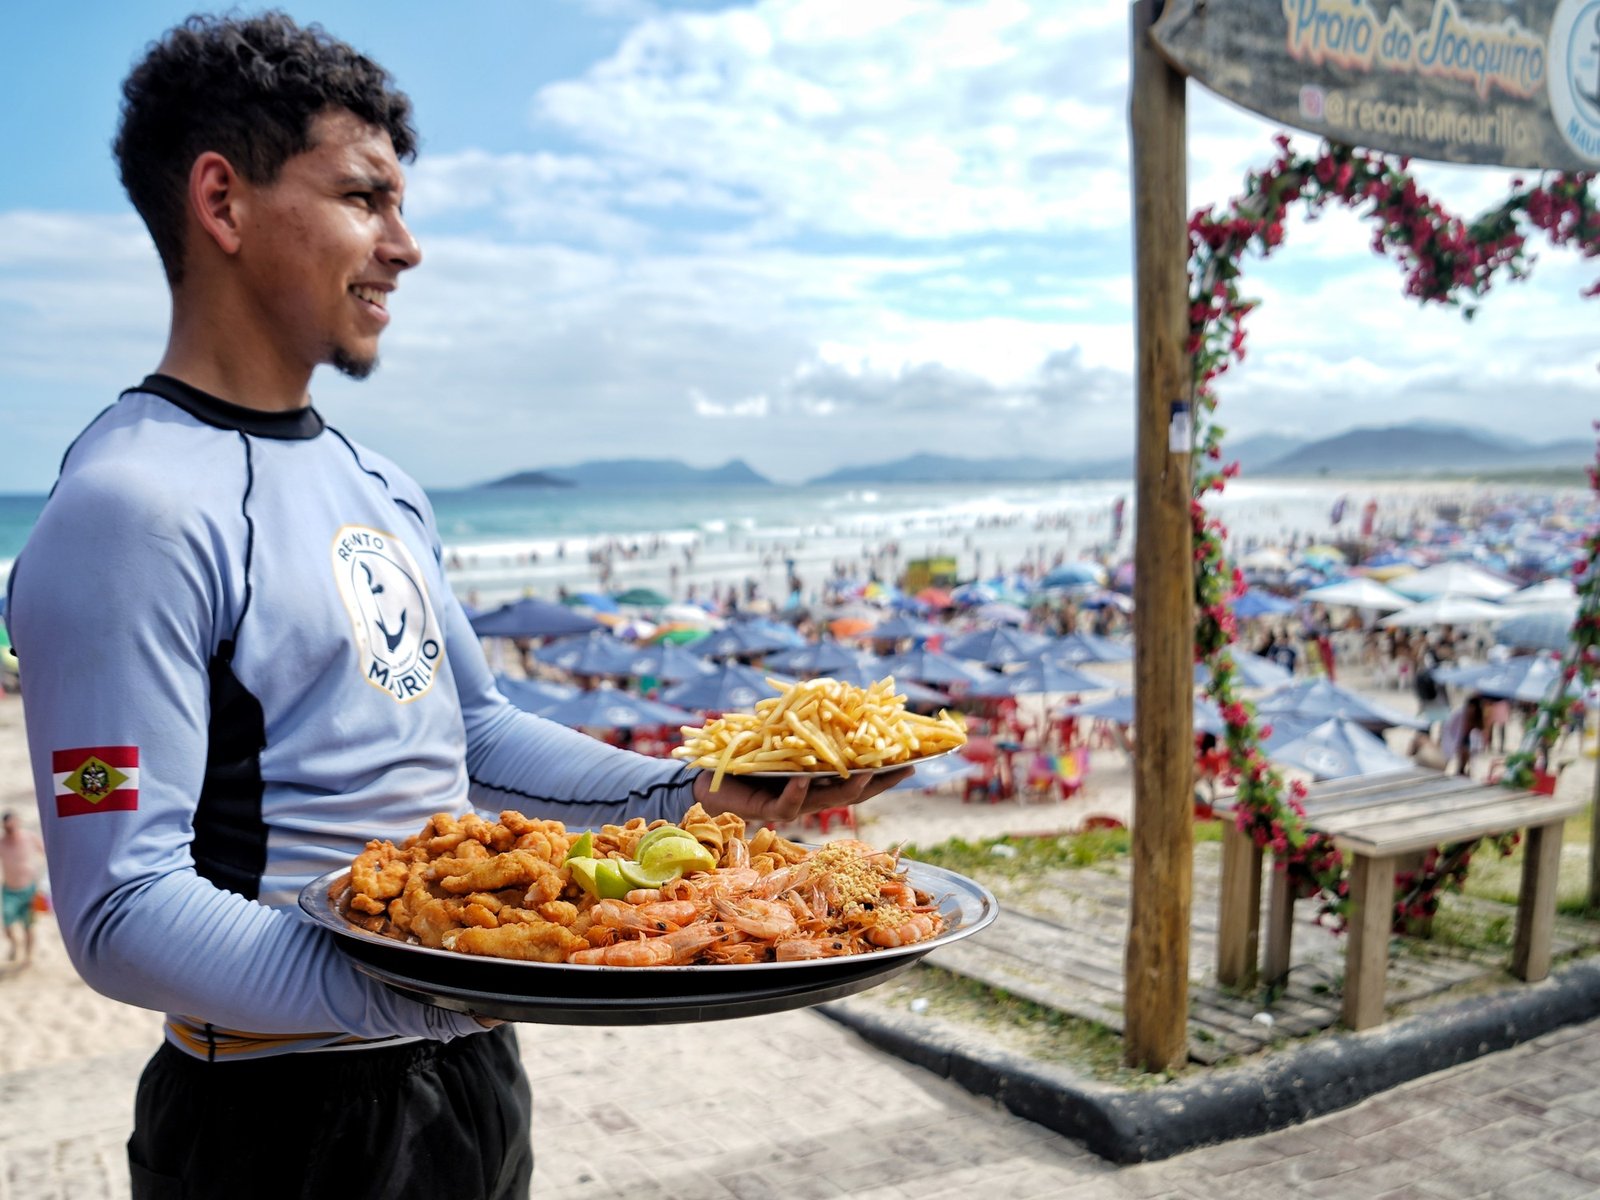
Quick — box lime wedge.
[634,824,693,860]
[564,831,593,862]
[618,859,683,890]
[568,856,633,900]
[638,835,717,876]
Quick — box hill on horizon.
[481,458,772,488]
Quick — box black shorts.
[127,1026,532,1200]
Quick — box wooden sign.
[1151,0,1600,170]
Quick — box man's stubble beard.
[332,347,378,380]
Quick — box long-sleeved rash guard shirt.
[5,376,698,1059]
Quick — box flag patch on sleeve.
[52,746,140,817]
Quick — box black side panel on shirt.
[193,643,268,900]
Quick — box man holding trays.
[3,13,906,1198]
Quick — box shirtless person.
[1,811,45,967]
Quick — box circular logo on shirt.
[331,525,443,702]
[1548,0,1600,163]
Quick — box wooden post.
[1514,819,1566,982]
[1216,822,1260,987]
[1588,726,1600,909]
[1124,0,1193,1073]
[1341,853,1395,1031]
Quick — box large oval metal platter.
[299,857,997,1025]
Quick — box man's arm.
[10,468,475,1041]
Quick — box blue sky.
[1,0,1595,491]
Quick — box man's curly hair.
[114,11,417,284]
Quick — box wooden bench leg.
[1343,853,1396,1031]
[1263,854,1294,985]
[1512,819,1566,982]
[1217,823,1261,987]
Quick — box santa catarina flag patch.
[53,746,140,817]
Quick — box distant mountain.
[480,470,574,489]
[808,454,1076,485]
[1258,423,1592,476]
[481,458,772,488]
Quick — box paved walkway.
[7,1006,1600,1199]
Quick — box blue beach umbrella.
[1195,650,1293,690]
[1231,589,1296,618]
[944,625,1051,667]
[970,661,1115,697]
[868,613,942,642]
[1495,605,1579,653]
[1040,561,1107,590]
[972,601,1031,626]
[688,621,801,659]
[471,598,601,639]
[889,752,980,791]
[1058,691,1226,737]
[1031,633,1134,666]
[1456,655,1578,704]
[661,663,790,712]
[876,648,990,688]
[540,687,697,731]
[765,638,868,675]
[495,674,579,716]
[623,641,715,683]
[1256,679,1426,730]
[533,630,639,676]
[1265,717,1414,780]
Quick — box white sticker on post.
[1168,400,1192,454]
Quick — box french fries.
[671,676,967,791]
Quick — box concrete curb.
[819,955,1600,1163]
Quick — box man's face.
[236,109,421,379]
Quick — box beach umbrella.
[688,621,800,659]
[1231,589,1296,618]
[660,663,789,712]
[564,591,620,614]
[876,647,991,687]
[1195,650,1293,690]
[916,587,956,609]
[1504,578,1578,607]
[970,660,1115,697]
[816,660,953,708]
[972,601,1030,626]
[889,752,980,791]
[494,674,578,716]
[1058,691,1226,736]
[1032,633,1134,665]
[1079,589,1135,613]
[533,630,639,676]
[951,582,999,606]
[765,638,868,675]
[471,598,602,639]
[944,625,1051,667]
[1264,717,1414,780]
[613,586,671,608]
[1495,604,1579,653]
[539,687,697,731]
[648,623,710,645]
[1040,561,1107,590]
[1392,561,1517,600]
[1256,679,1426,730]
[1379,593,1506,628]
[827,616,875,640]
[741,616,808,648]
[1300,577,1412,612]
[623,641,715,682]
[1456,655,1578,704]
[659,602,719,627]
[868,613,942,641]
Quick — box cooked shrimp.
[712,896,799,941]
[591,898,688,934]
[775,935,860,961]
[749,861,814,899]
[623,889,662,905]
[864,911,943,948]
[567,923,730,966]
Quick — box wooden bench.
[1216,768,1584,1030]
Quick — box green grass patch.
[904,820,1223,881]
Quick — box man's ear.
[188,151,246,257]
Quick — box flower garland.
[1188,137,1600,932]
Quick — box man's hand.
[691,766,914,826]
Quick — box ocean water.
[2,478,1587,610]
